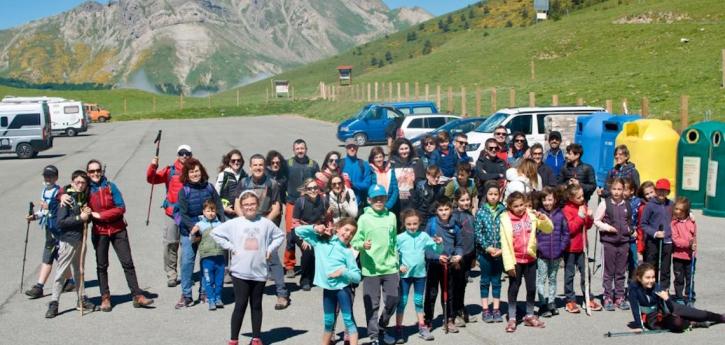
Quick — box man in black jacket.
[530,143,557,188]
[559,143,597,202]
[474,138,507,198]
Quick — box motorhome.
[1,96,88,136]
[0,102,53,158]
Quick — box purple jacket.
[536,208,569,260]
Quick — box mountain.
[0,0,431,94]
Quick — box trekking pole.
[688,249,696,306]
[20,202,34,292]
[79,220,89,316]
[657,225,664,285]
[604,329,668,337]
[443,260,449,334]
[583,220,592,316]
[145,130,162,226]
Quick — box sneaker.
[45,301,59,319]
[208,302,217,311]
[445,320,459,333]
[548,302,559,316]
[522,315,545,328]
[616,298,630,311]
[198,293,207,304]
[227,341,239,345]
[249,338,264,345]
[418,325,434,341]
[482,310,494,323]
[175,295,193,309]
[285,269,296,279]
[275,296,290,310]
[589,299,603,311]
[369,340,379,345]
[301,283,312,291]
[167,278,178,287]
[454,316,466,327]
[76,296,97,313]
[382,331,397,344]
[565,301,581,314]
[394,327,404,344]
[63,279,76,292]
[539,304,552,318]
[216,299,225,308]
[25,284,43,299]
[505,319,517,333]
[603,297,615,311]
[492,309,504,323]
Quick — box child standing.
[535,187,569,318]
[451,189,478,326]
[635,181,656,257]
[423,198,463,333]
[412,165,445,228]
[500,192,553,332]
[395,209,442,342]
[474,181,506,323]
[641,179,674,290]
[561,184,602,313]
[671,197,696,304]
[623,178,641,279]
[296,218,362,345]
[351,184,400,345]
[593,178,632,311]
[191,199,225,310]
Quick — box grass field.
[1,0,723,125]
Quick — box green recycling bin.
[676,121,725,208]
[704,130,725,217]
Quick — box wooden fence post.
[425,84,430,101]
[447,86,453,113]
[576,97,584,106]
[641,97,649,117]
[208,95,211,108]
[680,95,689,132]
[605,99,613,113]
[179,93,183,110]
[436,85,441,110]
[460,86,467,116]
[374,82,379,101]
[405,82,410,101]
[509,88,516,107]
[528,92,535,107]
[531,59,536,80]
[490,88,497,113]
[397,82,401,101]
[388,82,393,101]
[622,98,628,114]
[475,86,481,116]
[236,89,240,106]
[367,83,371,102]
[722,49,725,88]
[414,81,419,101]
[552,94,559,106]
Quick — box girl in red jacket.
[561,184,601,313]
[671,197,696,305]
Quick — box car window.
[64,105,80,114]
[8,113,40,129]
[366,108,381,120]
[1,116,7,127]
[537,114,547,134]
[383,108,402,120]
[506,114,532,135]
[408,118,426,129]
[412,106,434,114]
[397,108,412,115]
[427,117,446,129]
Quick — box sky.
[0,0,481,30]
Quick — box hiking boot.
[589,299,603,311]
[394,326,404,344]
[301,283,312,291]
[274,296,289,310]
[691,321,712,329]
[25,284,43,299]
[63,279,76,292]
[505,319,517,333]
[445,320,459,333]
[615,297,630,311]
[548,302,559,316]
[492,309,503,323]
[250,339,264,345]
[565,301,580,314]
[175,295,193,309]
[482,310,494,323]
[227,341,239,345]
[198,293,207,304]
[76,296,97,313]
[454,316,466,327]
[100,293,112,312]
[167,278,178,287]
[523,315,545,328]
[418,325,434,341]
[603,297,615,311]
[285,269,296,279]
[216,299,225,308]
[45,301,59,318]
[133,294,154,308]
[539,303,552,318]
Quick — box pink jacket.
[671,218,696,260]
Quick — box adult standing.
[389,138,419,212]
[598,145,641,197]
[544,131,565,178]
[215,149,247,217]
[340,141,372,205]
[414,134,442,182]
[369,146,399,211]
[212,191,285,345]
[87,159,154,311]
[328,173,358,223]
[316,151,350,193]
[530,143,557,188]
[265,150,288,219]
[492,126,509,162]
[507,132,530,168]
[475,138,507,198]
[175,158,225,309]
[146,144,192,287]
[284,139,319,278]
[236,154,289,310]
[439,133,472,179]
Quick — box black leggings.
[231,277,265,340]
[507,262,537,320]
[658,300,724,332]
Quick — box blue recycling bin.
[597,115,642,185]
[575,112,614,185]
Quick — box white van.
[398,114,461,139]
[2,96,88,136]
[0,102,53,158]
[466,106,604,159]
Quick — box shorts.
[41,231,60,264]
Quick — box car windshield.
[432,119,463,132]
[355,105,374,118]
[474,112,508,132]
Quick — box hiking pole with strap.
[604,329,668,337]
[583,216,592,316]
[79,219,89,316]
[145,130,162,226]
[20,202,34,292]
[657,225,664,285]
[688,249,696,306]
[443,260,449,334]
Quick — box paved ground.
[1,115,724,345]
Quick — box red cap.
[655,179,671,191]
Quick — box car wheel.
[98,117,107,123]
[66,128,77,137]
[353,133,367,146]
[16,143,34,159]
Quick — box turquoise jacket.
[295,225,361,290]
[397,230,442,278]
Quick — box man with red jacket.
[146,144,192,287]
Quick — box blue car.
[337,101,439,146]
[410,117,487,147]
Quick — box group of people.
[23,126,725,345]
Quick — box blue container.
[575,112,614,185]
[598,115,642,185]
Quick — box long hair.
[218,149,244,173]
[517,158,539,189]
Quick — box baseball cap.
[177,144,192,155]
[367,184,387,199]
[345,139,358,149]
[655,179,671,191]
[42,165,59,177]
[548,131,562,142]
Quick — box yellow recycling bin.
[615,119,680,196]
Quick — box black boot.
[76,295,97,313]
[549,302,559,316]
[539,302,552,318]
[45,301,58,318]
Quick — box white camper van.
[1,96,88,136]
[0,102,54,158]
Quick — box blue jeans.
[323,287,357,334]
[397,277,426,314]
[180,235,203,298]
[627,242,638,276]
[268,248,289,297]
[201,255,225,303]
[478,253,503,299]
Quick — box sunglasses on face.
[331,181,343,187]
[230,159,242,163]
[486,146,499,151]
[178,151,192,157]
[532,152,543,156]
[87,169,102,174]
[328,158,338,163]
[424,141,436,146]
[514,139,525,143]
[494,132,506,136]
[306,186,319,191]
[456,140,468,145]
[270,160,281,165]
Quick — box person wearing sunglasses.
[327,173,358,223]
[368,146,399,211]
[439,133,472,179]
[146,144,193,288]
[507,132,530,168]
[315,151,351,194]
[492,125,510,162]
[340,140,372,207]
[529,143,557,188]
[544,131,565,177]
[265,150,288,209]
[414,134,442,182]
[215,149,248,217]
[290,178,332,291]
[87,159,154,311]
[475,138,508,197]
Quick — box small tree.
[418,22,425,31]
[370,57,378,66]
[422,40,432,55]
[463,21,470,30]
[377,59,385,68]
[406,31,418,42]
[385,51,393,62]
[469,9,476,19]
[438,19,445,30]
[460,13,467,22]
[446,14,453,24]
[483,5,490,14]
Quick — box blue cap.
[367,184,387,199]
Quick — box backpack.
[162,164,180,209]
[339,157,365,177]
[39,185,61,233]
[288,157,314,169]
[172,183,215,226]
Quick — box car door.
[365,106,386,141]
[505,114,534,143]
[403,117,426,139]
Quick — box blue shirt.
[397,230,441,278]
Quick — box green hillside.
[2,0,723,124]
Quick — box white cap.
[177,144,192,154]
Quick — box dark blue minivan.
[337,101,438,146]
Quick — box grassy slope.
[1,0,723,124]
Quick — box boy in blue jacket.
[641,179,673,290]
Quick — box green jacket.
[196,216,225,259]
[351,207,398,277]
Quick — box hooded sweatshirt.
[341,155,372,202]
[397,230,442,278]
[351,207,398,276]
[562,201,593,253]
[671,218,696,261]
[295,225,361,290]
[424,215,463,261]
[641,197,673,244]
[500,210,553,271]
[474,202,506,251]
[286,155,319,202]
[212,215,284,282]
